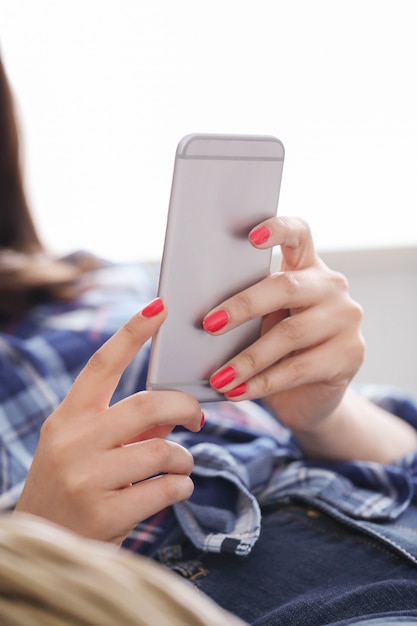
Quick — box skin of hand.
[203,216,417,463]
[15,299,203,544]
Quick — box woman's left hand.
[15,300,203,544]
[202,216,365,434]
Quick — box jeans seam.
[283,506,411,565]
[391,523,417,537]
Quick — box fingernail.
[203,309,229,333]
[226,383,247,398]
[249,226,271,245]
[200,412,205,429]
[141,298,164,318]
[210,366,236,389]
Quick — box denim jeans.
[158,503,417,626]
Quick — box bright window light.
[1,0,416,261]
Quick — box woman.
[2,53,417,624]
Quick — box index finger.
[203,266,324,334]
[65,298,167,412]
[249,216,318,271]
[202,217,325,334]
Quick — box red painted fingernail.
[249,226,271,245]
[141,298,164,318]
[210,366,236,389]
[200,412,205,429]
[226,383,247,398]
[203,309,229,333]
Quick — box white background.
[1,0,416,261]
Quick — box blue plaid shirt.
[2,261,417,565]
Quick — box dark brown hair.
[0,54,94,319]
[0,55,43,253]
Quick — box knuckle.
[359,336,366,366]
[132,390,154,414]
[351,299,364,325]
[240,348,260,373]
[280,271,301,297]
[175,393,201,422]
[288,357,308,385]
[333,332,366,384]
[162,475,194,503]
[350,331,366,370]
[233,291,256,318]
[39,416,56,443]
[122,314,143,341]
[330,270,350,293]
[342,296,364,329]
[148,439,194,474]
[356,336,366,368]
[171,442,194,474]
[256,370,274,397]
[181,448,195,474]
[148,438,172,465]
[39,418,72,467]
[85,348,107,375]
[281,315,304,343]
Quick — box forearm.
[293,389,417,464]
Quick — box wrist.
[292,389,417,463]
[291,399,347,460]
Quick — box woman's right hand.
[15,298,203,545]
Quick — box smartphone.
[146,133,284,402]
